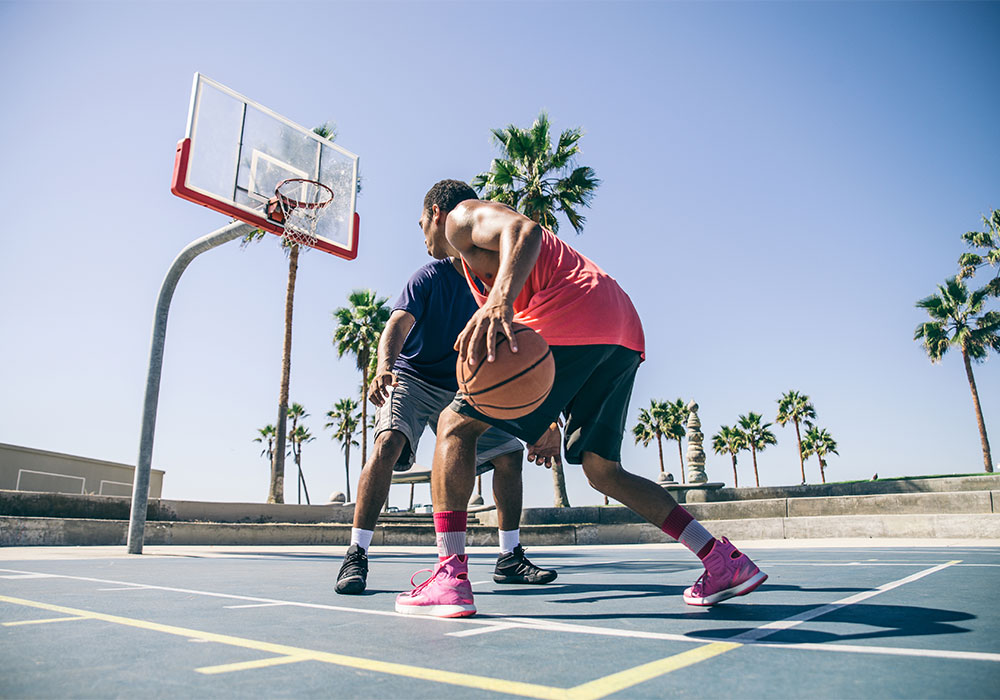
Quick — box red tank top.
[461,229,645,356]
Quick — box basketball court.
[57,72,996,699]
[2,541,997,698]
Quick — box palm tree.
[801,426,838,484]
[241,122,345,505]
[325,398,360,502]
[662,399,689,484]
[736,412,778,487]
[711,425,745,488]
[287,423,315,505]
[285,403,310,504]
[471,111,600,507]
[915,276,999,472]
[253,425,276,467]
[958,209,1000,298]
[632,400,670,474]
[333,290,391,469]
[776,390,817,485]
[472,111,600,236]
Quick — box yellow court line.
[197,655,312,675]
[0,593,732,700]
[566,642,741,700]
[3,615,88,627]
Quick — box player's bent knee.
[581,453,624,490]
[437,408,490,441]
[368,430,408,467]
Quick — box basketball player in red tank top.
[395,180,767,618]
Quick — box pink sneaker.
[683,537,767,606]
[395,554,476,618]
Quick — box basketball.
[457,323,555,420]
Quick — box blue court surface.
[2,541,998,698]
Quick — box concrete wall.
[0,490,354,524]
[0,443,164,498]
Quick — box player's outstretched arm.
[449,201,542,365]
[368,309,415,407]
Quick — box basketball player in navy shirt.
[335,254,556,594]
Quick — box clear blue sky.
[1,1,997,509]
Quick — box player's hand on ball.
[527,422,562,469]
[456,302,517,365]
[368,370,397,407]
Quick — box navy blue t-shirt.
[393,259,480,391]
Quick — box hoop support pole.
[127,220,256,554]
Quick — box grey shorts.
[373,370,523,472]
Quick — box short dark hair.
[423,179,478,214]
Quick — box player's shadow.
[684,602,975,644]
[512,599,974,644]
[476,581,868,604]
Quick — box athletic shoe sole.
[394,602,476,618]
[493,571,558,585]
[683,571,768,606]
[335,576,366,595]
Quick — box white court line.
[447,622,523,637]
[223,603,288,609]
[758,562,1000,567]
[0,573,57,579]
[753,640,1000,663]
[0,562,991,663]
[98,586,150,591]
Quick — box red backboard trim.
[171,138,360,260]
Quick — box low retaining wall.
[4,512,999,547]
[0,490,355,524]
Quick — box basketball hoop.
[269,178,334,248]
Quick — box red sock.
[433,510,467,560]
[661,506,716,560]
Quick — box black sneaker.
[335,544,369,595]
[493,545,557,584]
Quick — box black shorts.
[449,344,642,465]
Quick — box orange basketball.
[457,323,555,420]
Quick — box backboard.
[171,73,360,259]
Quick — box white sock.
[436,531,466,559]
[351,528,373,551]
[499,529,520,554]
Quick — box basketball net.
[273,178,334,248]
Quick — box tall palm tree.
[333,290,391,469]
[776,390,817,485]
[711,425,745,488]
[958,209,1000,298]
[472,111,600,236]
[325,398,360,502]
[632,400,670,474]
[801,426,838,484]
[662,399,689,484]
[736,412,778,488]
[253,425,276,467]
[472,111,600,507]
[241,123,342,505]
[287,423,315,505]
[284,403,310,503]
[915,276,999,472]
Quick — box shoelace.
[407,566,438,593]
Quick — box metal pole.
[127,220,255,554]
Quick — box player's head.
[419,179,478,259]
